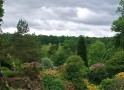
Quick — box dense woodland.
[1,0,124,90]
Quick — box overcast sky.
[2,0,120,37]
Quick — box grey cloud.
[2,0,120,37]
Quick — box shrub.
[53,52,66,66]
[42,69,59,78]
[100,77,124,90]
[41,57,54,69]
[65,55,87,90]
[65,55,84,80]
[115,72,124,78]
[21,62,41,79]
[88,63,108,84]
[99,78,114,90]
[106,51,124,77]
[42,74,65,90]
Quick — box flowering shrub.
[115,72,124,78]
[90,63,105,70]
[88,63,108,84]
[41,69,59,78]
[83,79,97,90]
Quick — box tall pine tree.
[77,36,88,67]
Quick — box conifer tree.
[77,36,88,67]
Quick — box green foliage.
[48,44,59,57]
[99,78,114,90]
[88,40,106,66]
[65,55,87,89]
[106,51,124,77]
[41,57,54,69]
[77,36,88,67]
[42,74,65,90]
[117,0,124,16]
[88,63,108,84]
[10,34,41,63]
[65,55,84,80]
[63,40,77,52]
[100,77,124,90]
[111,0,124,49]
[52,51,67,66]
[0,67,19,78]
[41,45,51,57]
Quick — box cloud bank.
[2,0,120,37]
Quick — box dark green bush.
[106,51,124,77]
[65,55,87,90]
[42,74,65,90]
[65,55,84,80]
[53,52,66,66]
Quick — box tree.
[9,20,41,63]
[111,0,124,49]
[17,19,29,34]
[63,40,77,52]
[88,40,106,66]
[77,36,88,67]
[10,34,41,63]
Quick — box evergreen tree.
[77,36,88,67]
[10,20,41,63]
[111,0,124,49]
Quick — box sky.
[2,0,120,37]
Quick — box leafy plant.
[41,57,54,70]
[65,55,87,89]
[42,74,64,90]
[106,51,124,77]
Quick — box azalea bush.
[88,63,108,84]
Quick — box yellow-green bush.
[115,72,124,78]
